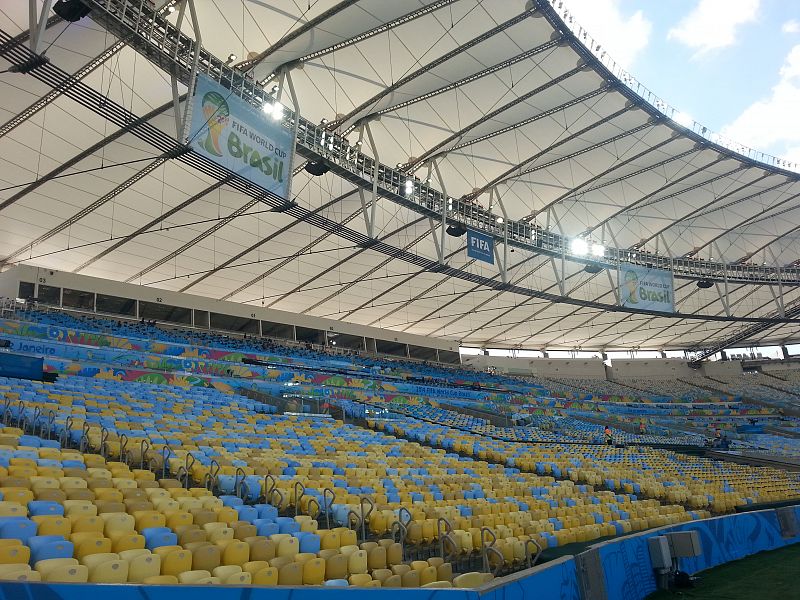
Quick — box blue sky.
[564,0,800,164]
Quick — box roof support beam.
[406,68,596,171]
[179,188,361,293]
[73,176,233,273]
[2,152,176,266]
[238,0,362,76]
[124,195,262,283]
[273,0,462,77]
[468,107,639,199]
[333,10,536,132]
[0,97,179,213]
[263,215,427,310]
[28,0,55,54]
[375,36,563,120]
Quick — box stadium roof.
[1,0,800,353]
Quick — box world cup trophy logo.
[624,270,639,304]
[200,91,230,157]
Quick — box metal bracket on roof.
[28,0,55,54]
[490,188,509,285]
[426,159,448,265]
[767,247,786,318]
[358,122,379,239]
[712,243,731,317]
[170,0,202,143]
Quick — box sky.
[561,0,800,165]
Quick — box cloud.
[668,0,760,56]
[783,19,800,34]
[559,0,652,69]
[721,45,800,163]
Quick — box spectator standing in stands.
[638,421,646,435]
[604,425,613,445]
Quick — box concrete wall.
[4,264,459,353]
[462,355,606,379]
[0,268,18,299]
[609,359,695,380]
[700,360,744,379]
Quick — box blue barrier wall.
[0,352,43,380]
[598,506,800,600]
[0,507,796,600]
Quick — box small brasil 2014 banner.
[189,74,295,200]
[618,262,675,313]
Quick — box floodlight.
[591,243,605,257]
[571,238,588,255]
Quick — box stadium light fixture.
[496,216,504,224]
[263,101,283,120]
[404,180,414,195]
[226,54,237,64]
[591,243,605,257]
[571,238,588,255]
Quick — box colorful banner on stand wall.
[189,74,295,200]
[618,263,674,313]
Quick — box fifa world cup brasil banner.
[618,263,674,313]
[190,74,295,200]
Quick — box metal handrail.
[79,422,90,454]
[437,517,453,559]
[60,415,74,447]
[306,497,320,520]
[294,481,305,516]
[118,432,128,464]
[45,410,55,440]
[398,506,412,526]
[322,487,335,530]
[17,401,26,430]
[486,545,504,577]
[480,527,497,573]
[204,459,221,492]
[391,520,407,560]
[139,439,150,471]
[99,427,109,459]
[525,538,542,569]
[347,509,363,540]
[160,444,172,480]
[31,407,41,437]
[269,487,285,509]
[234,467,247,500]
[359,496,374,541]
[1,395,10,426]
[263,474,277,503]
[183,452,196,489]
